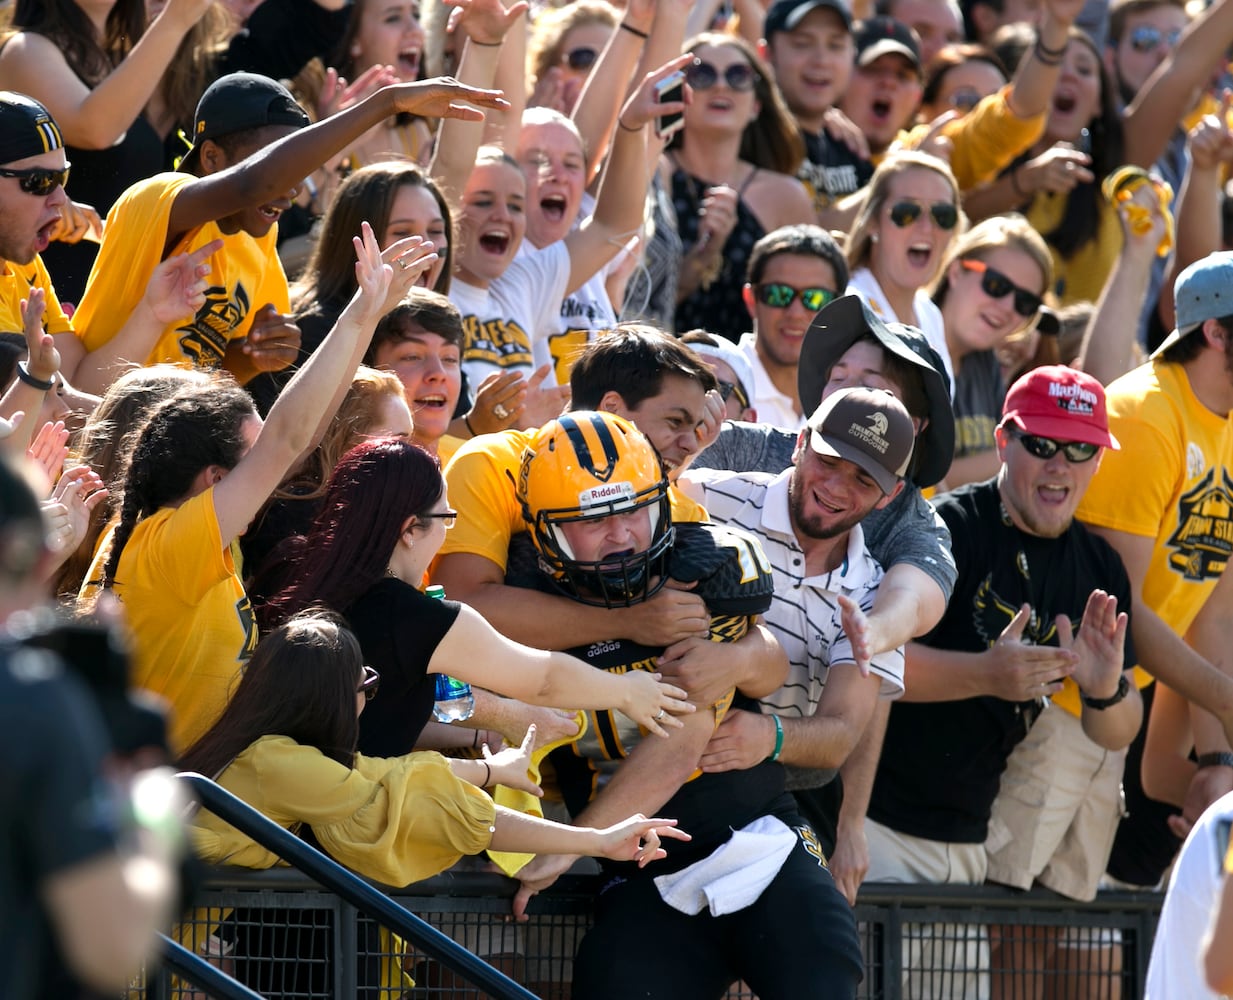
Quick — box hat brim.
[798,294,955,487]
[177,143,203,174]
[1003,413,1120,450]
[1148,322,1201,360]
[857,40,919,69]
[809,427,899,495]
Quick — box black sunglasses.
[563,46,599,71]
[887,200,958,230]
[0,164,71,197]
[1010,430,1100,463]
[358,665,381,701]
[717,379,750,409]
[685,59,759,92]
[1128,25,1180,52]
[418,508,458,528]
[959,259,1042,318]
[757,282,837,311]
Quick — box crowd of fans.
[10,0,1233,993]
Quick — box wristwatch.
[1080,674,1130,710]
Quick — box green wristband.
[768,714,784,762]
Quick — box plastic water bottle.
[428,585,474,722]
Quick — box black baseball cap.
[853,16,921,70]
[0,92,64,166]
[798,294,954,488]
[807,386,914,495]
[764,0,852,36]
[179,72,310,173]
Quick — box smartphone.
[654,70,686,141]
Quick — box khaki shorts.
[985,704,1126,901]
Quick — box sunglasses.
[1010,430,1100,463]
[1128,25,1181,53]
[0,164,71,196]
[887,200,958,230]
[717,379,750,409]
[418,508,458,528]
[757,282,837,311]
[959,259,1043,318]
[685,59,759,92]
[947,87,983,113]
[563,46,599,71]
[358,665,381,701]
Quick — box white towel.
[653,815,797,916]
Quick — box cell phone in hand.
[654,70,686,141]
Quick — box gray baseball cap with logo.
[806,386,914,495]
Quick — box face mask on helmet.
[516,411,674,607]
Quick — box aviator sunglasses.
[757,282,837,311]
[887,200,958,230]
[685,59,760,92]
[1009,429,1100,463]
[959,259,1043,318]
[563,46,599,71]
[0,164,71,196]
[358,665,381,701]
[1128,25,1181,52]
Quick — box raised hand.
[981,603,1077,702]
[26,420,68,487]
[592,814,689,866]
[142,238,223,325]
[1018,144,1094,196]
[444,0,529,45]
[20,289,58,384]
[482,724,543,796]
[838,594,874,678]
[389,78,510,122]
[515,364,570,430]
[44,464,108,556]
[620,670,693,738]
[618,55,693,133]
[380,234,439,313]
[1057,589,1128,702]
[351,220,396,323]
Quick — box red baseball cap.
[1000,365,1120,450]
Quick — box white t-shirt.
[682,467,905,714]
[738,332,805,431]
[451,239,570,389]
[1145,789,1233,1000]
[847,267,955,397]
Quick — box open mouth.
[707,97,735,111]
[36,217,59,251]
[540,194,568,223]
[413,393,448,411]
[258,204,285,222]
[479,230,510,255]
[871,98,891,121]
[1037,484,1070,505]
[397,47,421,79]
[906,243,932,268]
[1053,93,1076,114]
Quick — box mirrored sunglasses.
[564,46,600,71]
[358,665,381,701]
[947,88,983,113]
[685,59,759,92]
[1128,25,1181,53]
[959,259,1042,318]
[0,164,71,196]
[887,200,958,230]
[1011,430,1100,463]
[757,282,837,311]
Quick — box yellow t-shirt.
[439,428,708,572]
[1077,360,1233,636]
[1027,187,1123,305]
[87,487,258,752]
[0,255,72,335]
[903,85,1045,192]
[73,172,290,368]
[190,735,496,885]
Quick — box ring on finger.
[654,708,665,721]
[493,402,510,420]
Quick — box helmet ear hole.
[516,411,674,608]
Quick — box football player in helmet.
[509,411,863,1000]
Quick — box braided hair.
[100,382,255,590]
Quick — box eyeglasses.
[1010,430,1100,463]
[887,200,958,230]
[685,59,759,92]
[959,259,1043,318]
[358,665,381,701]
[757,282,837,311]
[1128,25,1181,53]
[563,46,599,71]
[717,379,750,409]
[0,164,71,196]
[418,508,458,528]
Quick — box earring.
[871,232,879,243]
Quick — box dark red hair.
[262,438,444,627]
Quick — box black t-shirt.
[508,522,793,867]
[868,479,1134,844]
[348,578,462,758]
[0,643,119,999]
[798,129,874,214]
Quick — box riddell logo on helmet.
[579,481,636,509]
